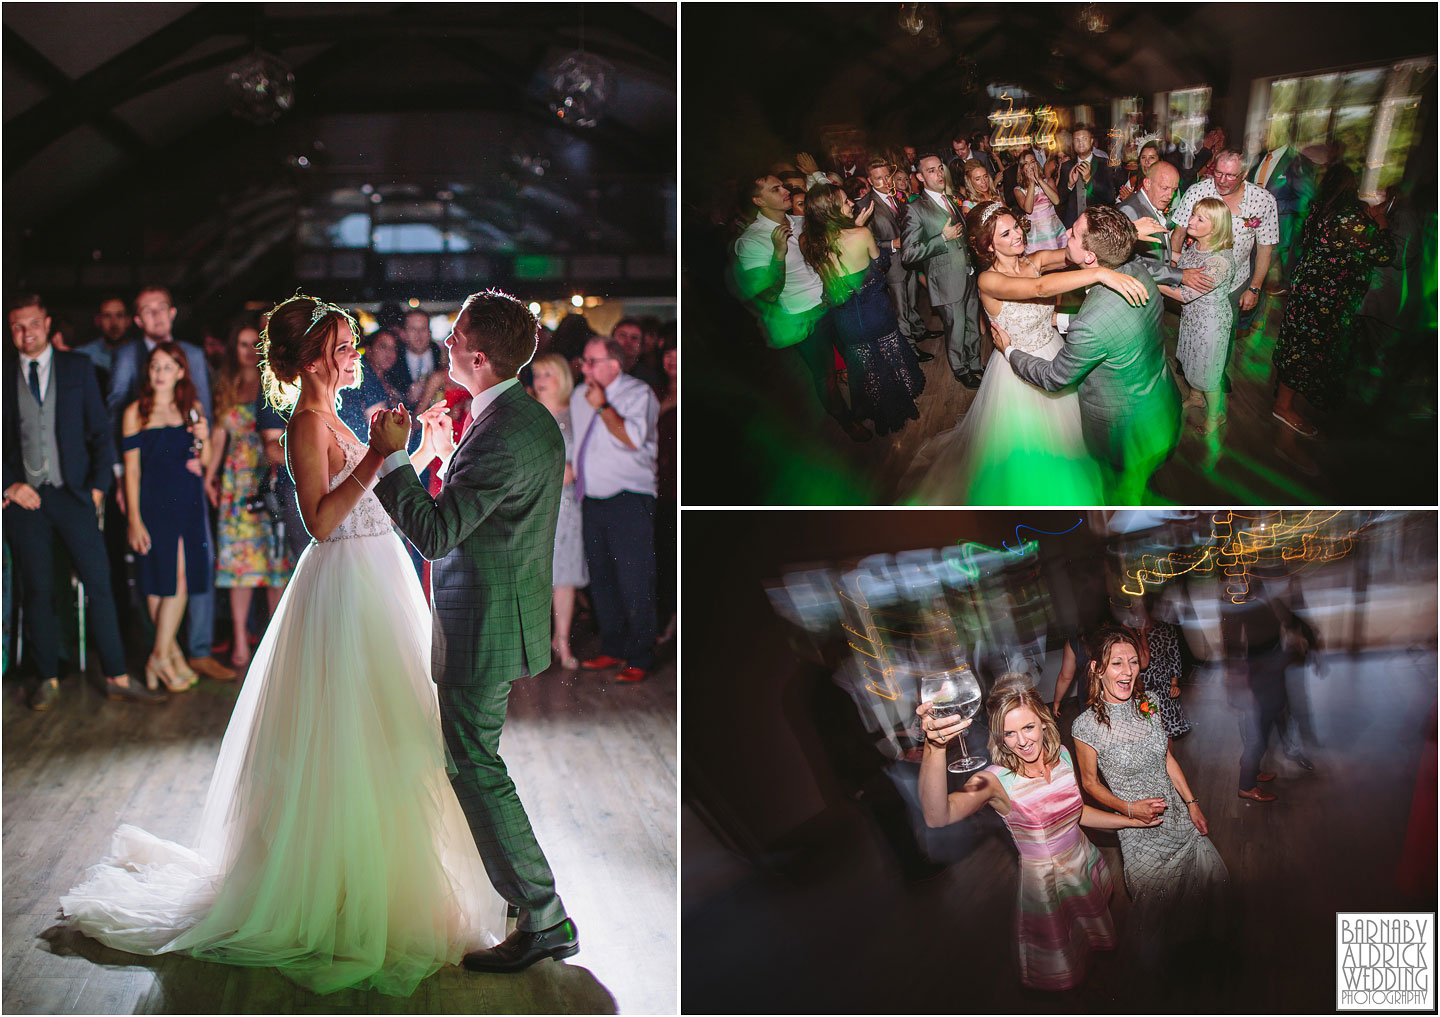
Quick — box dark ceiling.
[3,2,676,309]
[683,3,1436,181]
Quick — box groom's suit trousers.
[438,679,567,933]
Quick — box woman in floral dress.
[918,679,1157,990]
[1071,627,1228,967]
[1271,162,1393,435]
[205,316,292,669]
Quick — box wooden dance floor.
[683,646,1437,1013]
[2,651,676,1014]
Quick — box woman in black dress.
[1271,162,1393,436]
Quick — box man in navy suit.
[106,285,232,681]
[1057,125,1117,228]
[389,309,445,410]
[4,294,164,708]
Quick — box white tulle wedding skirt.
[903,335,1104,505]
[61,532,501,997]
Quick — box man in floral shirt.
[1169,149,1280,327]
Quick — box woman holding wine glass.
[1071,626,1229,964]
[122,342,213,692]
[918,678,1158,990]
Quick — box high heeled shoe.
[147,654,189,693]
[552,641,579,670]
[163,650,198,691]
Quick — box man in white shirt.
[571,337,660,682]
[731,172,870,440]
[1170,150,1280,324]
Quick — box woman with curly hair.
[918,677,1157,990]
[1071,626,1229,964]
[904,201,1164,504]
[798,181,925,435]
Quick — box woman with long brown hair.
[918,677,1156,989]
[121,342,212,692]
[1071,626,1229,964]
[798,181,925,436]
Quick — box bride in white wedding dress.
[904,201,1160,505]
[61,295,502,997]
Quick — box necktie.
[572,406,600,501]
[28,361,41,403]
[945,194,963,223]
[1257,152,1274,187]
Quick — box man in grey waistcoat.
[1118,160,1217,295]
[902,153,984,387]
[994,207,1181,503]
[4,294,164,709]
[369,289,577,973]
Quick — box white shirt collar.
[468,375,518,422]
[19,344,53,374]
[924,187,951,209]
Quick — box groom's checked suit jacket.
[1006,261,1180,496]
[375,380,564,684]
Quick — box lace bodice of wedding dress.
[322,424,394,541]
[993,296,1062,354]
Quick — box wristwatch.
[598,402,612,413]
[1247,285,1260,294]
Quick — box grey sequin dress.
[551,407,589,587]
[1072,696,1228,953]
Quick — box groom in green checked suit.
[370,289,578,973]
[997,206,1182,503]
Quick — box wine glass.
[919,666,987,774]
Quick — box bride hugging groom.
[907,203,1182,506]
[63,290,577,996]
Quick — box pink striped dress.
[986,745,1116,989]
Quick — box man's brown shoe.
[189,656,238,681]
[1238,787,1277,803]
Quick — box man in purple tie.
[569,336,659,683]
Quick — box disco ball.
[546,52,614,128]
[225,51,295,125]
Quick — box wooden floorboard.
[3,638,676,1015]
[691,286,1435,505]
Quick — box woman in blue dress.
[122,341,213,692]
[799,182,925,436]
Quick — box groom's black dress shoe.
[953,369,982,389]
[463,918,579,973]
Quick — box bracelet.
[348,473,369,494]
[1126,803,1131,818]
[1183,798,1198,805]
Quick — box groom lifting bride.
[369,289,578,973]
[994,206,1182,503]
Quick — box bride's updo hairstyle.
[259,292,360,411]
[965,200,1029,268]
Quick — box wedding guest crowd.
[720,110,1407,495]
[5,288,676,707]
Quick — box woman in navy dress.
[798,182,925,436]
[122,341,213,692]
